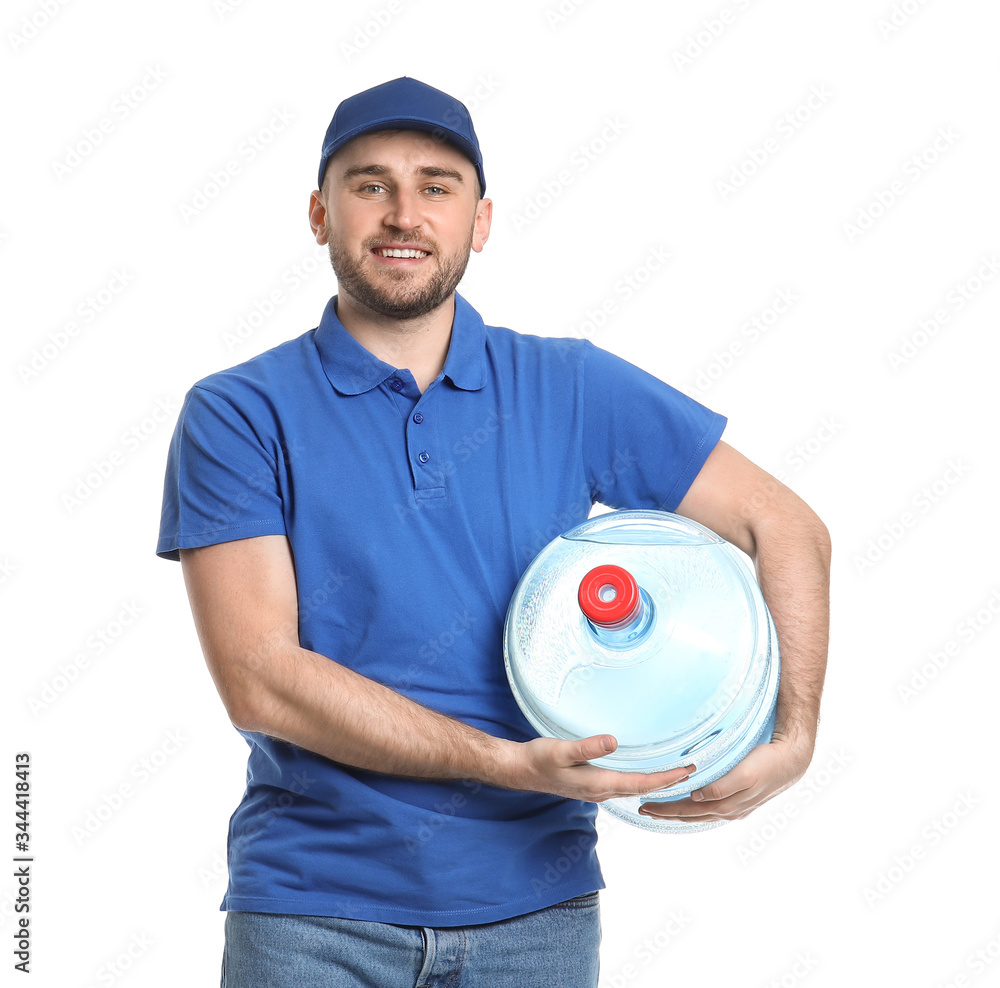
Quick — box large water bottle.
[503,509,779,833]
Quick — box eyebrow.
[340,164,465,184]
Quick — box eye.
[424,185,447,196]
[360,182,387,195]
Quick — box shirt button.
[390,378,403,392]
[413,412,424,424]
[418,451,430,464]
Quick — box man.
[157,77,830,986]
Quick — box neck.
[335,292,456,393]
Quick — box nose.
[383,186,422,231]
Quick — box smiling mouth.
[373,247,431,258]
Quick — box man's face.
[310,129,491,320]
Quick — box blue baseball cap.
[318,77,486,196]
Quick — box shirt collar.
[314,292,487,396]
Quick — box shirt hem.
[219,877,606,927]
[662,412,728,510]
[156,520,287,561]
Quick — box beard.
[326,224,474,320]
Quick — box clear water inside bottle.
[503,510,779,834]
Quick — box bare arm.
[641,440,831,821]
[180,534,695,802]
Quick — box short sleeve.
[580,340,727,511]
[156,385,286,561]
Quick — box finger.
[690,768,754,803]
[569,734,618,764]
[639,805,731,822]
[638,795,738,820]
[570,737,695,784]
[604,764,698,798]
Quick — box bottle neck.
[585,587,656,650]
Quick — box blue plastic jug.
[503,509,779,833]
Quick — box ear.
[471,197,493,253]
[309,191,329,246]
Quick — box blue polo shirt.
[156,291,726,926]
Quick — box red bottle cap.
[578,565,641,629]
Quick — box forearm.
[180,539,518,789]
[230,636,518,787]
[753,506,831,758]
[216,633,700,804]
[674,442,831,759]
[646,443,831,819]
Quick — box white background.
[3,1,999,985]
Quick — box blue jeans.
[221,893,601,987]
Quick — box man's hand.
[502,734,696,803]
[670,441,830,821]
[636,731,812,823]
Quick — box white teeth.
[379,248,428,258]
